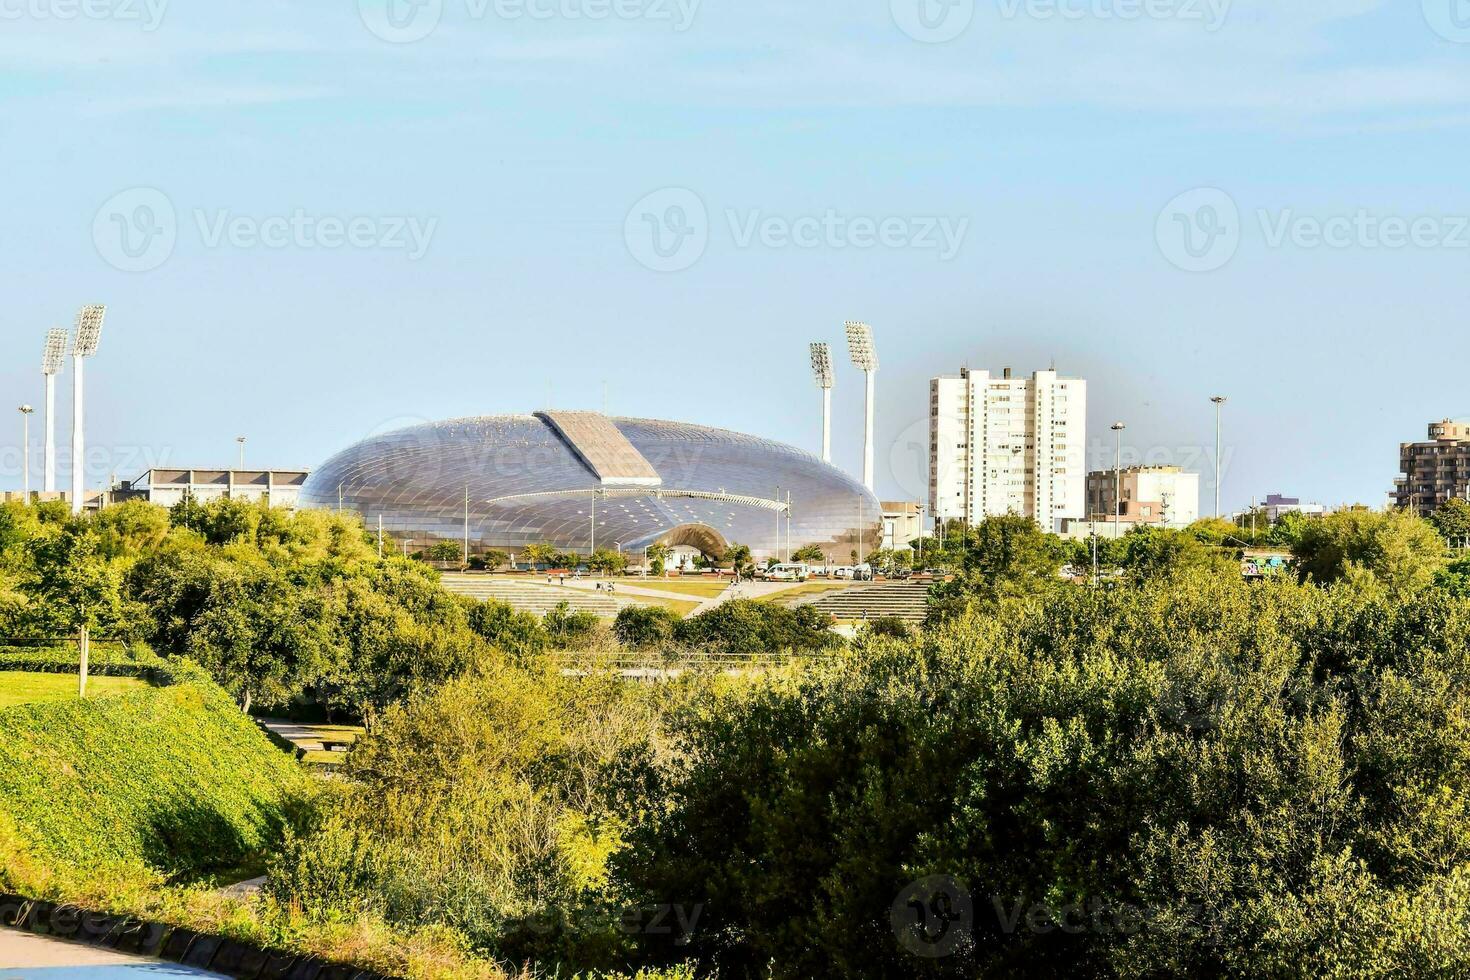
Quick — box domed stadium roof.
[301,413,881,560]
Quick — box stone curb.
[0,894,395,979]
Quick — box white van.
[763,563,810,583]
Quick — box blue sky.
[2,0,1468,510]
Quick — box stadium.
[300,412,882,562]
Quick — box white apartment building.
[929,367,1088,531]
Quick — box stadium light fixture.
[845,321,879,491]
[41,328,67,493]
[70,305,107,515]
[810,343,834,463]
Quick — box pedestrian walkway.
[0,927,225,977]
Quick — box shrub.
[613,606,683,651]
[546,602,603,649]
[465,598,549,660]
[623,573,1470,978]
[862,616,912,641]
[674,600,839,656]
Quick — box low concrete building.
[1255,493,1325,523]
[1085,466,1201,528]
[881,501,926,552]
[115,468,311,510]
[1392,419,1470,518]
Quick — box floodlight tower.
[42,329,67,493]
[810,343,834,463]
[69,305,106,516]
[18,406,34,494]
[845,321,879,492]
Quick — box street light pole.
[18,406,33,495]
[1211,396,1228,519]
[1112,422,1127,542]
[236,436,246,469]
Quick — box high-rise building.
[1392,419,1470,517]
[929,367,1087,531]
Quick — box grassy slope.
[0,662,309,878]
[0,672,149,708]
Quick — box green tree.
[523,543,558,570]
[791,544,826,565]
[723,544,753,576]
[930,514,1066,619]
[92,499,172,559]
[476,549,510,572]
[627,573,1470,978]
[1117,526,1235,583]
[544,601,601,649]
[1294,509,1447,592]
[645,543,672,576]
[587,548,628,576]
[613,605,683,651]
[1430,498,1470,545]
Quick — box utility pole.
[1091,520,1099,587]
[785,490,792,563]
[378,514,384,558]
[463,484,470,566]
[1112,422,1127,542]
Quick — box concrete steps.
[803,582,931,623]
[440,574,622,617]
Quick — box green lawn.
[627,594,701,617]
[760,581,862,605]
[626,579,733,599]
[0,672,150,709]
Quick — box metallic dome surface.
[300,413,881,561]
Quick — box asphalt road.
[0,927,225,978]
